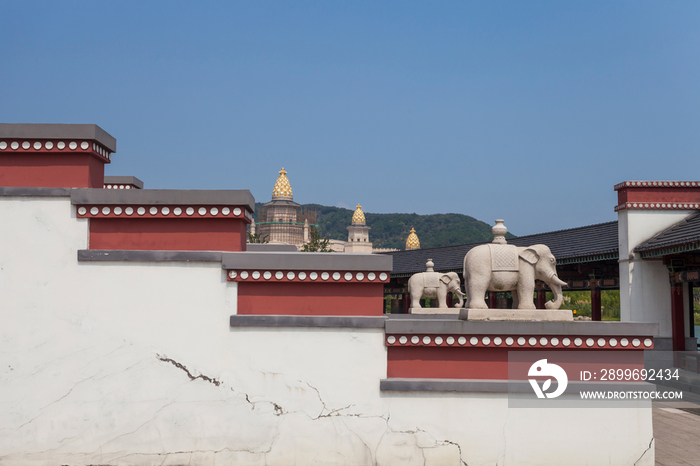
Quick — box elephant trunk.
[453,289,465,308]
[545,275,567,310]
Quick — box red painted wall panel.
[617,187,700,206]
[387,346,645,380]
[0,153,105,188]
[237,282,384,316]
[89,218,247,251]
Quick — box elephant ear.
[519,248,539,265]
[440,274,451,284]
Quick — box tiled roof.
[635,212,700,253]
[384,221,619,276]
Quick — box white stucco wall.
[0,197,655,465]
[618,210,692,337]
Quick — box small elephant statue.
[408,271,465,309]
[463,243,567,310]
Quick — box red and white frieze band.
[386,334,653,349]
[615,202,700,212]
[228,270,389,283]
[614,181,699,189]
[76,205,253,220]
[0,139,112,163]
[104,184,136,190]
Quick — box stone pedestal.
[459,308,574,322]
[409,307,461,315]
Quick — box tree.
[301,228,332,252]
[247,232,269,243]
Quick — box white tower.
[344,204,373,253]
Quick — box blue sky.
[2,1,698,235]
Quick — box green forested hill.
[254,203,514,249]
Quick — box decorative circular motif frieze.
[198,207,207,216]
[399,336,408,345]
[411,336,419,344]
[528,337,537,346]
[620,338,629,347]
[562,338,571,347]
[161,207,170,215]
[423,336,431,345]
[482,336,491,346]
[644,338,652,347]
[22,141,30,149]
[287,271,295,280]
[321,272,330,281]
[574,338,583,347]
[0,141,6,150]
[102,207,110,215]
[222,207,230,216]
[90,207,99,215]
[387,336,396,345]
[609,338,617,347]
[332,272,340,281]
[506,337,514,346]
[33,141,42,150]
[275,271,283,280]
[435,336,443,345]
[78,207,87,215]
[186,207,194,216]
[539,337,548,346]
[137,207,146,216]
[446,336,455,345]
[298,272,307,280]
[233,208,242,216]
[228,271,237,279]
[125,207,134,216]
[458,336,467,345]
[517,337,526,346]
[379,273,388,281]
[263,271,272,280]
[632,338,641,347]
[80,141,89,150]
[356,272,364,281]
[550,337,559,346]
[210,207,219,216]
[251,271,260,280]
[69,141,77,150]
[240,271,249,279]
[310,272,318,280]
[597,338,606,347]
[493,337,502,346]
[149,207,158,215]
[470,337,478,346]
[344,272,353,281]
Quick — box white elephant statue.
[408,271,465,309]
[463,243,567,310]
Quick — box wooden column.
[670,277,686,351]
[591,280,602,321]
[488,292,497,309]
[536,289,547,309]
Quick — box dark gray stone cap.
[380,378,656,393]
[78,250,223,262]
[0,123,117,152]
[104,176,144,189]
[385,317,659,336]
[0,187,72,197]
[246,243,298,252]
[230,315,387,328]
[71,189,255,210]
[222,251,392,271]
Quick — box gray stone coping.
[70,189,255,210]
[104,176,144,189]
[246,243,298,252]
[0,123,117,152]
[384,318,658,336]
[0,187,72,197]
[78,250,224,262]
[380,378,657,393]
[222,251,392,271]
[230,315,387,328]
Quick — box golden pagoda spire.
[406,227,420,250]
[351,204,366,225]
[272,168,293,200]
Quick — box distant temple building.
[405,227,420,250]
[252,168,315,249]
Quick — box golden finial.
[406,227,420,250]
[272,167,293,200]
[352,204,366,225]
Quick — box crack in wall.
[633,437,654,466]
[157,355,221,386]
